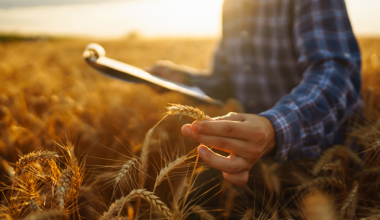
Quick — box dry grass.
[0,36,380,219]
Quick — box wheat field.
[0,36,380,219]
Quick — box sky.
[0,0,379,38]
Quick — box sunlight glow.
[0,0,379,38]
[0,0,224,38]
[345,0,380,36]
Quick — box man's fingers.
[191,120,251,140]
[197,145,247,174]
[182,125,246,155]
[222,171,249,186]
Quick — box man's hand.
[181,113,276,186]
[146,60,187,85]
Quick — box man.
[148,0,361,186]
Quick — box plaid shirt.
[190,0,362,163]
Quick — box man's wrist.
[260,116,277,156]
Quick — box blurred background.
[1,0,379,38]
[1,1,380,219]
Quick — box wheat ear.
[66,145,81,197]
[66,145,83,219]
[48,160,61,182]
[115,158,139,184]
[136,128,154,219]
[101,189,173,220]
[24,209,69,220]
[55,168,73,210]
[166,104,208,120]
[138,129,154,189]
[150,156,188,220]
[341,181,359,219]
[11,151,58,207]
[312,146,340,175]
[191,205,215,220]
[314,145,362,175]
[154,155,188,191]
[15,150,59,173]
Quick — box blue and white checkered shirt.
[190,0,362,163]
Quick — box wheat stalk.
[48,160,61,183]
[55,168,73,210]
[66,145,81,197]
[191,205,215,220]
[150,156,189,220]
[154,155,188,191]
[115,158,139,184]
[138,128,154,189]
[136,128,154,218]
[23,178,41,213]
[101,189,173,220]
[166,104,208,120]
[165,104,208,211]
[58,143,83,218]
[10,172,42,214]
[341,181,359,219]
[15,150,59,173]
[41,175,57,193]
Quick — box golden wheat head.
[16,150,59,173]
[166,104,207,120]
[55,168,73,210]
[116,158,139,184]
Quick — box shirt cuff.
[259,106,299,164]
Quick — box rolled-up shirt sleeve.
[259,0,362,163]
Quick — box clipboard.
[83,43,223,106]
